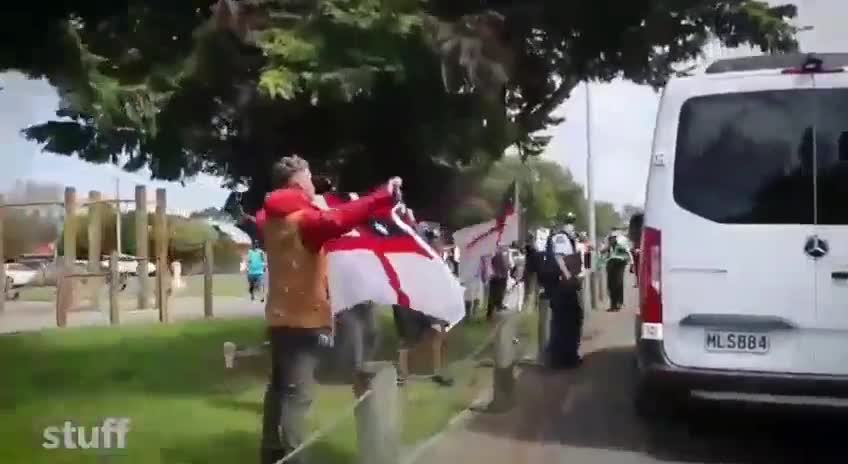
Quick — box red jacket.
[261,185,393,328]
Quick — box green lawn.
[0,309,536,463]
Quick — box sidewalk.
[409,282,638,464]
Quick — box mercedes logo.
[804,236,829,259]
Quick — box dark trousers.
[632,251,640,286]
[606,259,627,308]
[335,302,380,370]
[261,327,322,464]
[248,274,264,299]
[546,283,583,366]
[487,277,508,318]
[393,304,436,348]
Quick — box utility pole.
[585,81,598,310]
[585,81,597,255]
[115,177,122,256]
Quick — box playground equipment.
[0,186,171,326]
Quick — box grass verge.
[0,307,537,464]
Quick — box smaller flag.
[453,181,520,302]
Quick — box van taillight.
[639,227,662,324]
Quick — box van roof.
[705,52,848,74]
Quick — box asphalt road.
[414,283,848,464]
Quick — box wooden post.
[0,194,5,314]
[537,294,550,364]
[397,349,409,383]
[488,313,519,412]
[523,273,538,312]
[87,191,102,309]
[57,187,77,327]
[135,185,150,309]
[431,325,446,375]
[154,188,169,322]
[109,251,120,325]
[353,362,400,464]
[203,239,214,318]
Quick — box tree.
[2,210,60,259]
[595,201,623,238]
[448,156,586,230]
[6,1,799,217]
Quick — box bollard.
[223,342,237,369]
[109,252,120,325]
[582,271,592,311]
[487,312,519,412]
[353,362,400,464]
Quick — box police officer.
[542,212,583,369]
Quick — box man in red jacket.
[258,155,401,464]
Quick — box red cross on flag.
[316,193,467,330]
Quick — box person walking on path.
[257,155,401,464]
[246,241,267,302]
[541,213,584,369]
[603,234,632,312]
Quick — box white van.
[635,53,848,415]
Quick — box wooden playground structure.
[0,185,202,327]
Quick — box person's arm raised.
[264,181,399,252]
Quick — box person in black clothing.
[486,245,511,320]
[523,234,541,307]
[541,214,583,369]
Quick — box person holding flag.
[257,155,402,464]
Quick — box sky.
[0,0,843,214]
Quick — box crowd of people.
[237,154,637,464]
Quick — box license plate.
[704,331,769,354]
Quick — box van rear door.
[659,72,818,374]
[808,71,848,375]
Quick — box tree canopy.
[451,156,624,237]
[3,0,800,220]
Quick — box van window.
[674,90,816,224]
[813,88,848,225]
